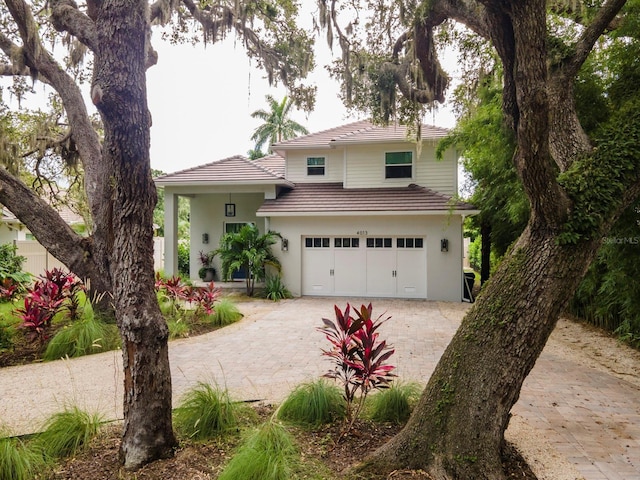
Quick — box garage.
[302,236,427,298]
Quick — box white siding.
[344,143,411,188]
[415,144,457,195]
[284,150,344,183]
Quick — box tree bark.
[354,0,638,478]
[359,225,602,479]
[90,0,177,468]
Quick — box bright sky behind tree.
[146,35,458,174]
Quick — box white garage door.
[302,236,427,298]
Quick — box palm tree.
[250,95,309,153]
[215,224,281,296]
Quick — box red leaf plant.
[318,303,396,431]
[17,269,87,341]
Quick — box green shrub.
[209,298,243,326]
[43,316,120,361]
[277,379,345,427]
[167,318,190,339]
[367,382,421,424]
[177,241,190,276]
[0,431,41,480]
[174,383,245,440]
[0,244,30,288]
[34,407,103,460]
[264,275,291,302]
[218,420,297,480]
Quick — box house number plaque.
[356,230,368,235]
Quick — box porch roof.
[154,154,291,187]
[256,183,478,216]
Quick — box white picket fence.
[15,237,165,278]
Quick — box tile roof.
[272,120,449,150]
[257,183,477,216]
[254,154,285,177]
[154,155,290,186]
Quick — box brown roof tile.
[257,183,476,215]
[154,155,290,186]
[272,120,449,150]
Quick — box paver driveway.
[0,297,638,479]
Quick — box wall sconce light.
[440,238,449,252]
[281,238,289,252]
[202,233,209,244]
[225,203,236,217]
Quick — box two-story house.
[156,120,477,301]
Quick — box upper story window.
[307,157,325,176]
[385,151,413,179]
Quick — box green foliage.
[177,241,190,276]
[208,297,243,326]
[557,98,640,245]
[0,313,17,352]
[167,318,191,339]
[0,432,41,480]
[569,201,640,347]
[33,407,102,460]
[277,379,345,427]
[366,382,421,424]
[0,244,30,289]
[216,224,282,296]
[250,95,309,153]
[218,420,298,480]
[174,383,248,440]
[43,316,120,360]
[264,275,292,302]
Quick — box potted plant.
[197,250,216,282]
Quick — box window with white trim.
[385,151,412,179]
[307,157,325,176]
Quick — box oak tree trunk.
[357,0,639,478]
[91,0,177,468]
[361,225,602,479]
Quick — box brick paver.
[0,297,638,479]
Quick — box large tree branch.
[4,0,113,291]
[564,0,628,76]
[49,0,98,51]
[0,169,97,280]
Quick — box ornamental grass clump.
[173,382,245,440]
[367,382,421,424]
[208,297,243,326]
[318,303,396,430]
[217,420,297,480]
[43,316,120,360]
[33,406,103,460]
[277,379,345,427]
[0,429,41,480]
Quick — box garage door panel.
[302,238,332,295]
[334,248,366,295]
[366,248,396,297]
[396,248,427,298]
[303,235,427,299]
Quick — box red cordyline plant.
[17,269,86,341]
[155,273,220,318]
[318,303,396,430]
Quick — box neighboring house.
[155,120,478,301]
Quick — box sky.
[2,15,459,176]
[145,34,459,174]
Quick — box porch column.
[164,190,178,276]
